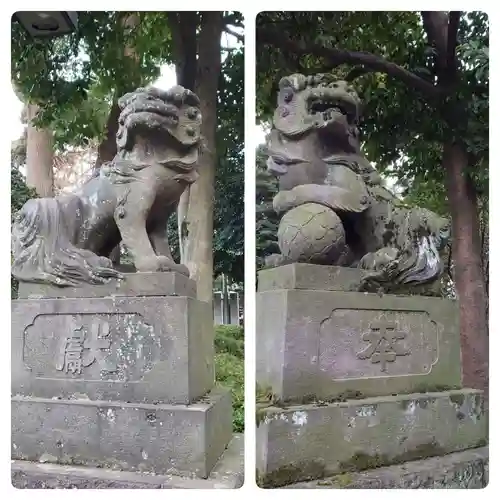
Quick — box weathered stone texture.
[256,284,461,402]
[12,295,214,404]
[284,447,488,489]
[18,272,196,299]
[256,390,487,487]
[12,434,244,489]
[12,388,232,479]
[258,264,367,292]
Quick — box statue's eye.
[283,88,294,103]
[186,108,199,120]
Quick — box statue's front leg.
[114,187,163,273]
[149,226,189,276]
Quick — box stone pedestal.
[256,264,487,488]
[12,273,233,481]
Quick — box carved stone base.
[17,271,196,300]
[256,390,487,487]
[12,272,234,481]
[12,388,232,479]
[12,434,244,489]
[256,266,462,403]
[12,287,214,404]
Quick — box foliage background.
[214,324,244,433]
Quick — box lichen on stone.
[257,459,326,488]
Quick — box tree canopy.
[256,11,489,210]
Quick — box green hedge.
[214,324,244,358]
[214,324,244,433]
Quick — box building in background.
[213,274,243,325]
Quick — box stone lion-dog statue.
[263,73,450,294]
[12,85,202,286]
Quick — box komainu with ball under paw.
[262,73,450,294]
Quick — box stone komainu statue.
[263,73,450,293]
[12,85,201,286]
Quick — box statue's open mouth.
[120,101,180,126]
[307,96,357,125]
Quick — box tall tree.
[25,103,54,197]
[256,11,489,396]
[169,11,244,302]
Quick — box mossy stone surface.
[256,390,487,487]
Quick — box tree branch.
[223,26,244,42]
[345,66,373,81]
[257,27,440,97]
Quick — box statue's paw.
[135,256,164,272]
[273,190,296,213]
[97,256,114,268]
[135,256,189,276]
[157,256,190,276]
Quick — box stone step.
[256,389,487,487]
[281,446,488,489]
[12,388,232,479]
[12,434,244,489]
[256,285,461,402]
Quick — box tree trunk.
[181,12,223,303]
[168,12,198,91]
[94,102,121,173]
[168,12,199,269]
[25,104,54,197]
[444,142,488,401]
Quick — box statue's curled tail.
[11,198,121,287]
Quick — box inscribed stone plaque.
[319,309,438,379]
[12,295,214,404]
[24,313,156,381]
[256,285,462,402]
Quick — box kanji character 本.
[357,323,410,372]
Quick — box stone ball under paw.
[277,203,346,264]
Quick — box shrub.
[215,324,244,359]
[214,324,244,433]
[215,352,244,433]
